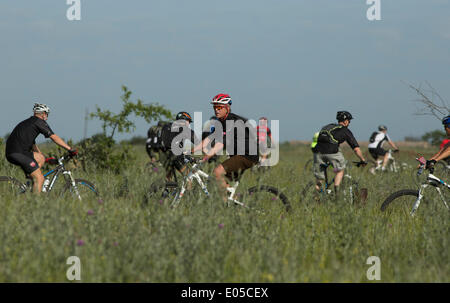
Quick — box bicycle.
[369,149,409,174]
[144,155,291,212]
[301,161,367,204]
[0,152,99,201]
[381,156,450,216]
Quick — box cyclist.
[313,111,367,199]
[256,117,272,165]
[157,111,200,181]
[196,93,259,197]
[426,115,450,169]
[368,125,399,174]
[5,103,76,194]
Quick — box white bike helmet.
[33,103,50,114]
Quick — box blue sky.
[1,0,449,143]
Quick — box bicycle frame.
[38,156,82,200]
[169,162,248,208]
[411,173,450,216]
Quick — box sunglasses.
[213,105,226,111]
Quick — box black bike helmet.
[336,111,353,122]
[378,125,387,131]
[442,115,450,126]
[176,111,192,123]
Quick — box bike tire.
[246,185,291,212]
[62,178,100,201]
[380,189,419,213]
[0,176,27,195]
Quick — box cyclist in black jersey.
[313,111,367,198]
[5,103,76,194]
[194,94,259,197]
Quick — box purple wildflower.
[218,223,224,229]
[87,210,94,215]
[77,239,85,246]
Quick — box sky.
[1,0,449,143]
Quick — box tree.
[410,82,449,121]
[80,85,172,172]
[421,130,446,146]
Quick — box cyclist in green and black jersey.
[313,111,367,198]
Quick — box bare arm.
[353,147,366,162]
[49,134,71,151]
[431,147,450,162]
[389,140,399,150]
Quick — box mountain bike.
[301,161,367,204]
[369,149,412,174]
[381,156,450,216]
[144,155,290,212]
[0,152,99,201]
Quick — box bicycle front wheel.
[0,176,27,195]
[62,179,100,201]
[243,185,291,212]
[380,189,419,215]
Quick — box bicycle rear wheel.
[241,185,291,212]
[0,176,27,195]
[62,179,100,202]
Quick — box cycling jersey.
[440,139,450,150]
[208,113,259,163]
[256,125,272,142]
[6,116,54,155]
[368,132,391,149]
[314,124,359,154]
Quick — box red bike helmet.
[211,93,232,105]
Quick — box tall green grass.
[0,144,448,282]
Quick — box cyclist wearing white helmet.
[5,102,76,194]
[368,125,399,173]
[194,93,259,198]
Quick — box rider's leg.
[30,169,44,194]
[382,152,389,170]
[213,164,229,202]
[33,152,45,168]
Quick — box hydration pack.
[369,131,379,143]
[146,121,171,155]
[317,123,343,145]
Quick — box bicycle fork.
[64,171,81,201]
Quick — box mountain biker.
[195,93,259,196]
[368,125,399,173]
[426,115,450,169]
[256,117,272,165]
[313,111,367,198]
[5,103,76,194]
[157,111,200,181]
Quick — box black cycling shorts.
[368,147,386,160]
[6,152,40,175]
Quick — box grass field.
[0,143,448,282]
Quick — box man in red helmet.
[195,94,259,196]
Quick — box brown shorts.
[221,155,257,181]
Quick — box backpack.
[146,121,171,154]
[317,123,343,145]
[369,131,379,143]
